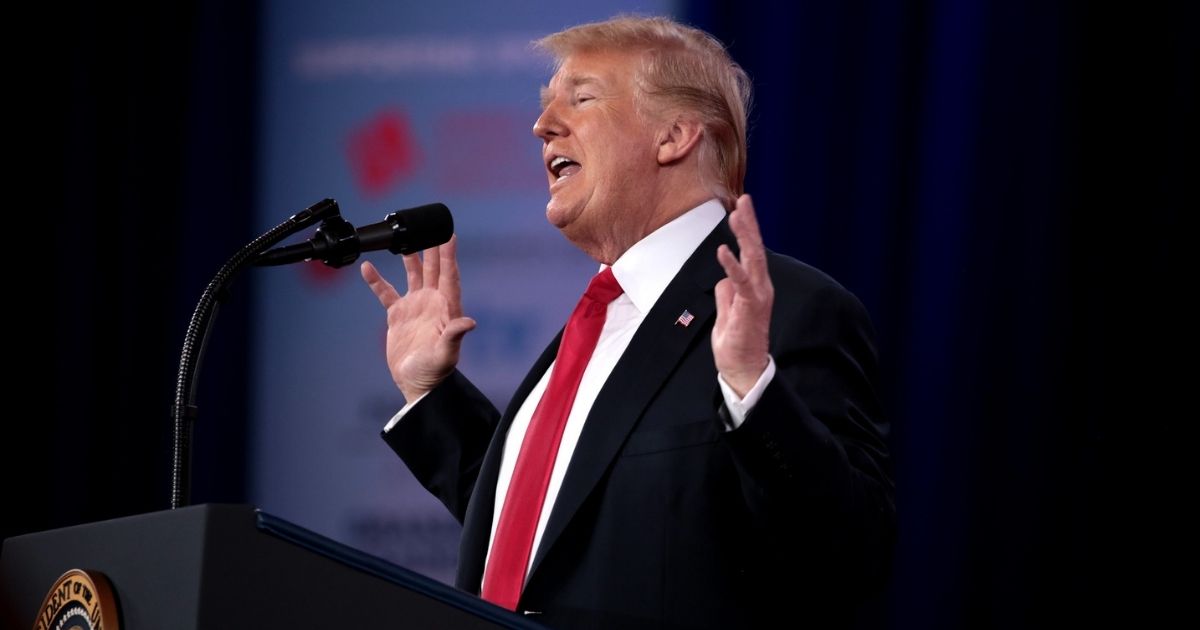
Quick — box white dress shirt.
[385,199,776,584]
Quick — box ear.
[656,116,704,165]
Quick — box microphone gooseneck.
[171,198,450,510]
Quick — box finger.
[717,243,752,290]
[732,194,763,240]
[729,196,765,256]
[730,194,769,283]
[424,243,441,290]
[440,235,465,317]
[402,252,423,292]
[360,261,401,308]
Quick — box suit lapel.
[457,328,564,593]
[526,220,735,580]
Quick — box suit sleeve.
[380,370,500,523]
[720,276,895,590]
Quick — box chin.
[545,200,577,230]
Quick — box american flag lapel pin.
[674,309,695,327]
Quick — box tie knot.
[584,267,623,304]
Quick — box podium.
[1,504,544,629]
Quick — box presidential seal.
[32,569,120,630]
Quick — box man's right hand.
[360,235,476,403]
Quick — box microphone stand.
[169,198,341,509]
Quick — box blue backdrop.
[251,0,673,585]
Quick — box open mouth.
[549,155,582,180]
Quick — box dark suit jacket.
[384,220,895,629]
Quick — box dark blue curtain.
[687,1,1191,627]
[12,2,259,543]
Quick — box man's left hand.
[713,194,774,398]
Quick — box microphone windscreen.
[393,203,453,254]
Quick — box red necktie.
[481,267,624,610]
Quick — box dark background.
[15,1,1191,627]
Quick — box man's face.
[534,49,661,252]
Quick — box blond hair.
[537,16,751,209]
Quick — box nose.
[532,103,567,141]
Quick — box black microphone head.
[387,203,453,255]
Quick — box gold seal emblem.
[32,569,120,630]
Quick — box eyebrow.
[539,75,602,108]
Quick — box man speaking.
[361,15,894,629]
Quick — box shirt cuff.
[716,357,776,430]
[382,391,431,433]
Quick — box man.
[361,16,894,629]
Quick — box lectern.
[1,504,544,629]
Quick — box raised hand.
[360,235,476,402]
[713,194,774,398]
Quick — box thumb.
[714,278,734,313]
[441,317,477,349]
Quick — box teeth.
[551,156,571,169]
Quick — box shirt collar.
[605,199,726,314]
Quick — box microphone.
[254,202,453,268]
